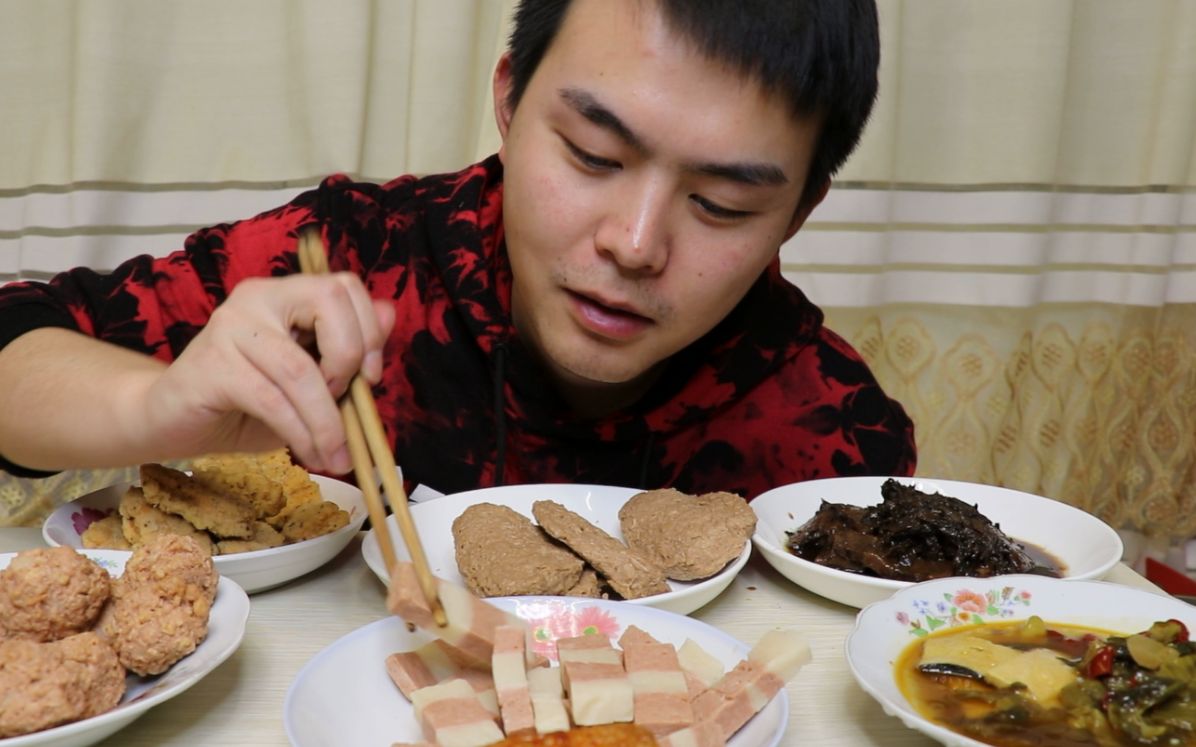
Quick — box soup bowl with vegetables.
[847,575,1196,747]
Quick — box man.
[0,0,914,499]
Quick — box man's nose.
[594,177,670,274]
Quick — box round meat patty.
[453,503,585,597]
[0,546,111,642]
[0,632,125,738]
[618,489,756,580]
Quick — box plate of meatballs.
[0,536,249,746]
[361,483,757,616]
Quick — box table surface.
[0,527,1166,747]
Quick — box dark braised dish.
[786,478,1062,582]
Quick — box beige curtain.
[785,0,1196,541]
[1,0,1194,543]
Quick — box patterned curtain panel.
[784,0,1196,541]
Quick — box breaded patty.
[191,450,288,520]
[619,488,756,580]
[120,485,215,554]
[140,463,255,539]
[0,546,110,642]
[0,632,125,738]
[80,514,132,550]
[487,723,660,746]
[453,502,585,597]
[215,520,285,554]
[532,500,669,600]
[100,534,218,675]
[279,500,349,543]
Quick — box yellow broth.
[895,620,1196,747]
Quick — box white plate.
[751,476,1124,608]
[361,483,751,615]
[284,596,787,747]
[43,475,367,594]
[0,549,249,747]
[846,574,1193,747]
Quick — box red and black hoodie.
[0,156,915,498]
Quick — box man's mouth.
[566,290,653,340]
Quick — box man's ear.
[492,53,515,163]
[783,179,830,242]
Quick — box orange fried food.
[140,463,255,539]
[215,520,285,554]
[80,514,132,550]
[266,462,325,528]
[119,485,215,554]
[0,546,110,642]
[0,632,125,738]
[489,724,659,746]
[279,499,350,543]
[99,534,218,675]
[191,449,288,520]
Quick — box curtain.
[1,0,1193,541]
[784,0,1196,543]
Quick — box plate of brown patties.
[361,483,756,615]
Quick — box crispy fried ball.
[98,534,218,676]
[0,546,111,642]
[0,632,125,738]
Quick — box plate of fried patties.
[43,450,368,593]
[362,483,756,615]
[0,537,249,746]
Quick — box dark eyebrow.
[559,86,790,188]
[692,160,789,187]
[560,87,645,151]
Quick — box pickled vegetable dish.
[896,617,1196,746]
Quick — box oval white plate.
[0,549,249,747]
[361,483,751,615]
[846,574,1194,747]
[43,475,367,594]
[751,476,1124,608]
[284,596,786,747]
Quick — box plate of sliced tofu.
[284,586,799,747]
[361,483,755,615]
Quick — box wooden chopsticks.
[296,227,447,627]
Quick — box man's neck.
[551,364,665,419]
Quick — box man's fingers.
[232,327,349,473]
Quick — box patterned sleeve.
[0,187,327,475]
[0,195,322,363]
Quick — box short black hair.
[506,0,880,210]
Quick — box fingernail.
[363,350,383,383]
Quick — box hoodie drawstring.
[493,342,508,486]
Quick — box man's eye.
[691,195,751,220]
[565,141,620,171]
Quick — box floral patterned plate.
[845,574,1196,747]
[284,596,787,747]
[0,549,249,747]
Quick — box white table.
[0,528,1164,746]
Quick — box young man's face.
[495,0,823,406]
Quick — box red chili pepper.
[1086,646,1115,678]
[1168,619,1190,642]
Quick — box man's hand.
[141,273,396,474]
[0,273,394,474]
